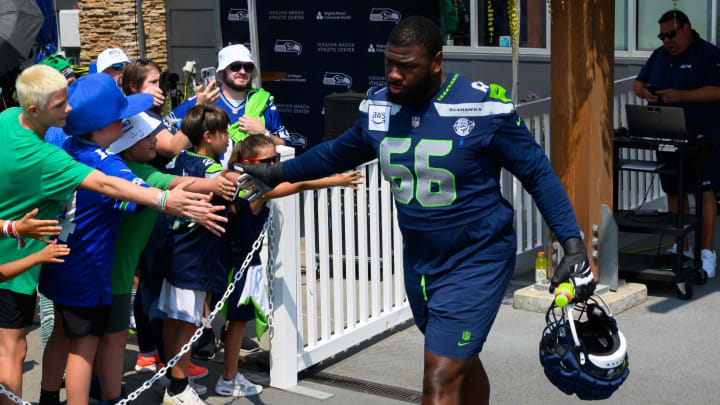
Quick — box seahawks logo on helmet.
[539,295,629,400]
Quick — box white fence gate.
[267,76,661,388]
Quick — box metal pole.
[136,0,146,58]
[247,0,261,88]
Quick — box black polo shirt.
[637,31,720,136]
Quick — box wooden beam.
[550,0,614,278]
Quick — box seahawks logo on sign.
[453,118,475,136]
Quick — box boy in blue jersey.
[240,17,595,405]
[160,104,232,403]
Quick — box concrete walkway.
[18,269,720,405]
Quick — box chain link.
[266,204,277,339]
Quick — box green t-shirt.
[0,108,93,295]
[111,160,177,295]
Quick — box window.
[636,0,713,51]
[441,1,717,56]
[441,0,549,52]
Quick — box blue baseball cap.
[63,73,153,136]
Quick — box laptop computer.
[625,104,688,140]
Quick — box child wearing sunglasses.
[215,134,361,397]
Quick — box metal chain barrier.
[265,203,278,340]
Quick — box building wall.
[78,0,167,69]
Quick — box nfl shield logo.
[411,116,420,128]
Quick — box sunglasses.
[241,153,281,165]
[228,63,254,73]
[658,23,684,41]
[110,62,128,71]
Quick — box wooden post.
[549,0,614,279]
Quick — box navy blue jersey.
[283,73,580,267]
[39,137,147,306]
[637,32,720,136]
[163,150,230,293]
[227,201,269,268]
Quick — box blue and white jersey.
[163,150,230,293]
[283,73,580,270]
[39,137,147,306]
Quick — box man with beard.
[239,16,594,405]
[172,44,289,167]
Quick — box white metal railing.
[267,75,657,389]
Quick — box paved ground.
[18,271,720,405]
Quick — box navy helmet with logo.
[539,295,629,400]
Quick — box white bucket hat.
[217,44,258,82]
[109,112,162,154]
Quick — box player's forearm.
[80,170,161,210]
[0,253,44,282]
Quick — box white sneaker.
[162,385,207,405]
[701,249,716,278]
[666,243,694,258]
[215,372,263,397]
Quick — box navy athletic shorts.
[403,221,516,359]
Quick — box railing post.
[269,145,299,389]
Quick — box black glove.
[550,237,595,302]
[234,163,286,202]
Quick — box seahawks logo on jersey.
[453,118,475,137]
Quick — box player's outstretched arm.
[4,209,62,243]
[79,170,213,219]
[0,240,70,282]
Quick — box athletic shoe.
[191,382,207,396]
[188,362,209,380]
[214,372,263,397]
[240,337,261,354]
[701,249,716,278]
[162,385,206,405]
[135,353,161,373]
[666,243,694,259]
[192,328,216,360]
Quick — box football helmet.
[539,295,629,400]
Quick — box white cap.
[96,48,130,73]
[217,44,255,71]
[109,112,162,154]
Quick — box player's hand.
[235,163,286,202]
[212,170,237,201]
[192,193,228,237]
[142,85,165,107]
[36,240,70,263]
[334,170,364,190]
[13,208,62,243]
[237,115,265,135]
[654,88,683,104]
[195,80,220,106]
[550,237,595,302]
[163,180,214,218]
